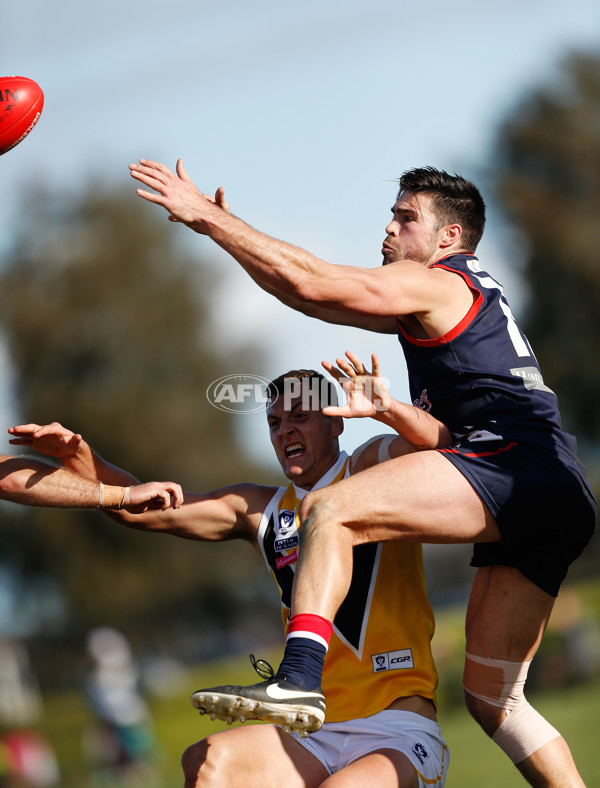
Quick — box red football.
[0,76,44,155]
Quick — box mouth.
[285,443,305,459]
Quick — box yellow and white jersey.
[257,450,438,723]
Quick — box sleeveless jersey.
[397,253,580,463]
[257,451,438,723]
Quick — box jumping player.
[129,158,596,788]
[11,357,450,788]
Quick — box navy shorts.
[439,439,597,596]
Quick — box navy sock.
[277,636,326,691]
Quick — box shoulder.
[349,435,396,474]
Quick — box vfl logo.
[412,742,430,765]
[413,389,432,412]
[371,648,414,672]
[274,509,299,552]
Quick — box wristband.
[100,485,126,510]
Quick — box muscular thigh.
[187,724,328,788]
[310,450,499,545]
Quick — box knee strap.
[463,652,560,763]
[492,700,560,764]
[463,652,530,709]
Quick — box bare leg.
[181,724,328,787]
[293,450,498,618]
[188,451,499,735]
[321,749,420,788]
[465,565,585,787]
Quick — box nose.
[385,219,398,236]
[277,416,294,436]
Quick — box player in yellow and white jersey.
[257,433,439,725]
[10,353,450,788]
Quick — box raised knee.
[299,489,319,519]
[181,735,235,787]
[299,489,331,527]
[181,740,206,787]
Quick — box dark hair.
[266,369,338,410]
[397,166,486,252]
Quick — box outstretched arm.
[8,423,272,543]
[129,158,400,333]
[322,351,451,452]
[0,453,181,512]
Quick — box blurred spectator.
[83,627,158,787]
[0,641,59,787]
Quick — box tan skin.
[0,453,182,512]
[126,158,585,786]
[9,359,446,788]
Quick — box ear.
[332,416,344,437]
[439,223,462,248]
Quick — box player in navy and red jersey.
[397,251,574,449]
[130,159,596,787]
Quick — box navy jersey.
[397,254,577,460]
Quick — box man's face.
[381,190,443,266]
[267,394,342,490]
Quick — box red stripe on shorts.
[440,441,517,458]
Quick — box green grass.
[438,682,600,787]
[26,577,600,786]
[35,655,267,788]
[33,657,600,787]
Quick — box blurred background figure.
[0,640,59,787]
[83,627,158,788]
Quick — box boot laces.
[249,653,275,680]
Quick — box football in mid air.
[0,76,44,155]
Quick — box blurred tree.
[0,181,280,670]
[494,50,600,446]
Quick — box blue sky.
[1,0,599,465]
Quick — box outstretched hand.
[129,158,229,230]
[123,481,184,513]
[321,351,391,419]
[8,422,84,460]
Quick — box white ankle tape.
[463,652,560,763]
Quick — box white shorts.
[290,710,449,787]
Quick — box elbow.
[290,277,322,303]
[0,458,41,500]
[116,511,170,534]
[0,472,24,498]
[437,425,453,449]
[285,263,331,305]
